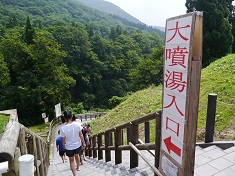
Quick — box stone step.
[82,157,154,176]
[49,123,235,175]
[194,145,235,176]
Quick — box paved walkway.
[47,120,155,176]
[47,120,235,176]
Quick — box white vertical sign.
[41,113,46,118]
[162,14,193,165]
[55,103,62,117]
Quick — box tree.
[0,52,10,92]
[228,0,235,52]
[0,28,75,125]
[185,0,233,67]
[129,46,163,91]
[24,16,35,45]
[47,25,104,108]
[116,25,122,35]
[6,15,18,28]
[109,27,118,40]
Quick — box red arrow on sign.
[164,136,181,157]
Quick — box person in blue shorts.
[56,130,67,163]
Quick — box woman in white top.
[60,110,86,175]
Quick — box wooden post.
[205,94,217,143]
[33,135,40,176]
[37,138,45,176]
[105,132,111,162]
[145,122,150,143]
[97,134,103,160]
[17,125,28,155]
[130,123,138,169]
[0,120,20,162]
[14,147,21,176]
[127,127,131,143]
[182,12,203,176]
[155,112,161,175]
[109,132,113,146]
[88,136,92,157]
[41,140,48,175]
[121,130,124,145]
[114,128,122,165]
[92,136,97,158]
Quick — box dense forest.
[0,0,164,125]
[0,0,235,126]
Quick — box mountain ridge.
[0,0,163,35]
[77,0,165,31]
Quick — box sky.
[104,0,187,27]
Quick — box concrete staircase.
[48,123,235,176]
[48,144,235,176]
[80,150,155,176]
[194,145,235,176]
[79,145,235,176]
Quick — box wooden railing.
[47,116,61,144]
[87,110,162,174]
[76,112,106,122]
[0,109,49,176]
[129,142,163,176]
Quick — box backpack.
[82,127,87,136]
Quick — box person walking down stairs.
[56,130,67,163]
[86,124,91,137]
[60,110,86,176]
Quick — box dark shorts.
[59,151,66,157]
[66,146,82,157]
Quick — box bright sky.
[104,0,187,27]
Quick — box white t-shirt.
[60,121,82,150]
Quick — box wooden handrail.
[0,120,20,162]
[101,111,161,134]
[87,110,162,174]
[47,116,60,144]
[138,139,155,156]
[0,109,49,176]
[129,142,163,176]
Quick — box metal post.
[205,94,217,143]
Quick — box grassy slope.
[90,85,162,135]
[197,54,235,140]
[0,114,10,134]
[90,54,235,141]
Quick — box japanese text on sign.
[162,15,193,165]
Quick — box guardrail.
[47,116,60,144]
[76,112,106,122]
[0,109,49,176]
[87,110,162,175]
[129,142,163,176]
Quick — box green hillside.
[90,54,235,141]
[0,0,164,125]
[0,114,10,134]
[0,0,163,35]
